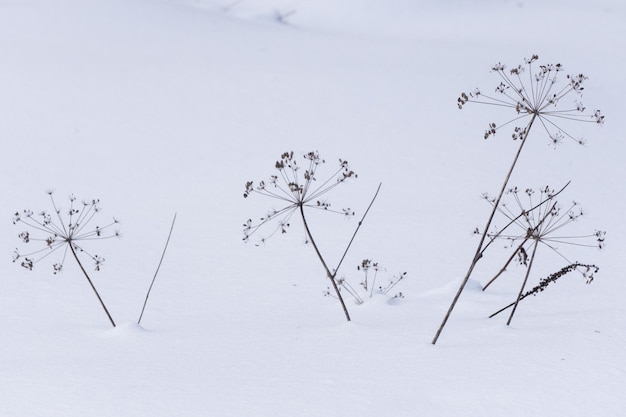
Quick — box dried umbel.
[478,183,604,324]
[13,191,120,327]
[458,54,604,146]
[243,151,380,321]
[481,184,604,289]
[243,151,356,244]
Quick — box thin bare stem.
[482,237,531,291]
[138,213,177,325]
[507,240,539,325]
[432,113,538,345]
[69,243,116,327]
[299,204,351,322]
[334,183,382,275]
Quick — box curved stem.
[299,204,351,322]
[432,113,537,344]
[69,243,116,327]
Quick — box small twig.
[369,267,379,298]
[380,272,407,295]
[338,279,364,304]
[334,183,382,275]
[138,213,177,325]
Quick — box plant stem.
[490,262,597,318]
[299,204,351,322]
[334,183,382,275]
[489,300,517,318]
[482,237,532,291]
[432,113,537,345]
[138,213,177,325]
[69,243,116,327]
[507,240,539,325]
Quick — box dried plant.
[12,191,120,327]
[476,184,604,324]
[489,263,599,319]
[243,151,381,321]
[325,259,407,305]
[359,258,380,297]
[433,55,605,344]
[137,213,177,325]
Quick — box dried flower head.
[243,151,382,323]
[480,184,605,291]
[12,191,120,327]
[243,150,357,244]
[13,192,120,273]
[458,54,604,147]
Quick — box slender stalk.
[334,183,382,275]
[432,113,537,345]
[482,237,531,291]
[299,204,351,322]
[69,243,116,327]
[489,300,516,318]
[369,268,378,298]
[138,213,177,325]
[507,240,539,325]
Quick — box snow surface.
[1,0,625,416]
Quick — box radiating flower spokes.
[13,191,120,274]
[458,54,605,146]
[243,151,356,244]
[479,184,605,291]
[13,191,120,327]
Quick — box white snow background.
[1,0,624,415]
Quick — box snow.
[0,0,625,415]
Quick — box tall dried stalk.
[433,55,604,344]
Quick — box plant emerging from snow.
[489,262,599,319]
[433,55,605,344]
[243,151,381,321]
[12,191,120,327]
[477,183,605,324]
[326,259,407,305]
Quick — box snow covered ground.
[1,0,624,415]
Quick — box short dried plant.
[489,263,599,319]
[243,151,381,321]
[326,259,407,305]
[12,191,120,327]
[433,55,605,344]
